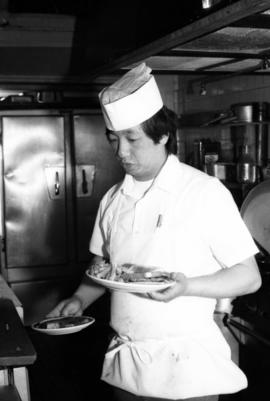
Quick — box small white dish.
[31,315,95,335]
[87,271,175,293]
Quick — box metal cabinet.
[73,114,123,261]
[0,110,123,324]
[2,115,67,269]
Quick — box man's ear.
[159,134,169,145]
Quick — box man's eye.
[128,138,138,142]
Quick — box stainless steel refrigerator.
[0,109,123,324]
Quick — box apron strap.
[106,335,152,364]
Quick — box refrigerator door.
[2,115,67,269]
[73,113,123,262]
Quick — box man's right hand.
[46,294,84,318]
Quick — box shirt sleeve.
[200,178,258,268]
[89,194,110,259]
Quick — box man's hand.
[46,295,84,318]
[148,272,188,302]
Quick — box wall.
[178,74,270,114]
[154,74,186,160]
[155,74,180,112]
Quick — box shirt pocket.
[151,221,202,275]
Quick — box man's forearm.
[74,276,106,310]
[74,255,107,310]
[186,256,261,299]
[149,256,261,303]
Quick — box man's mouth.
[120,160,134,167]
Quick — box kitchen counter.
[0,275,22,315]
[0,274,34,401]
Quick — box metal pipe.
[226,317,270,348]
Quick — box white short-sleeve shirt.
[90,155,258,339]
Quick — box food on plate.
[88,261,173,283]
[35,316,90,330]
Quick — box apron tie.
[106,335,153,364]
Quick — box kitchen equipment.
[231,102,270,123]
[240,179,270,255]
[256,111,268,166]
[201,110,236,126]
[193,139,204,170]
[209,162,236,181]
[1,111,124,324]
[236,144,257,184]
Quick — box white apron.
[101,188,247,399]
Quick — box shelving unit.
[178,106,270,207]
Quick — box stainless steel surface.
[209,162,236,181]
[231,102,270,123]
[2,116,67,268]
[0,111,124,324]
[236,163,257,184]
[75,165,96,198]
[193,139,204,170]
[44,166,65,199]
[236,144,257,184]
[73,114,124,262]
[240,179,270,255]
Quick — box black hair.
[141,106,178,154]
[105,105,178,155]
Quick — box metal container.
[236,144,257,184]
[193,139,204,170]
[231,102,270,122]
[209,162,236,182]
[236,163,257,184]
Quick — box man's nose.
[117,139,130,158]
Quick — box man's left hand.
[148,272,188,302]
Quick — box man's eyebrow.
[126,131,139,136]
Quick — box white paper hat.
[99,63,163,131]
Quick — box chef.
[48,63,261,401]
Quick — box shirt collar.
[120,154,181,196]
[153,154,181,195]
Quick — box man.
[48,63,261,400]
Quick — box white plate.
[87,271,175,293]
[240,180,270,255]
[31,315,95,335]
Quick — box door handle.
[81,169,88,194]
[55,171,60,195]
[75,165,95,198]
[44,166,65,200]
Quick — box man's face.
[107,125,168,181]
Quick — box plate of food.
[31,315,95,335]
[86,261,175,293]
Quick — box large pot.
[231,102,269,122]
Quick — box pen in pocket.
[156,214,163,228]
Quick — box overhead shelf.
[89,0,270,83]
